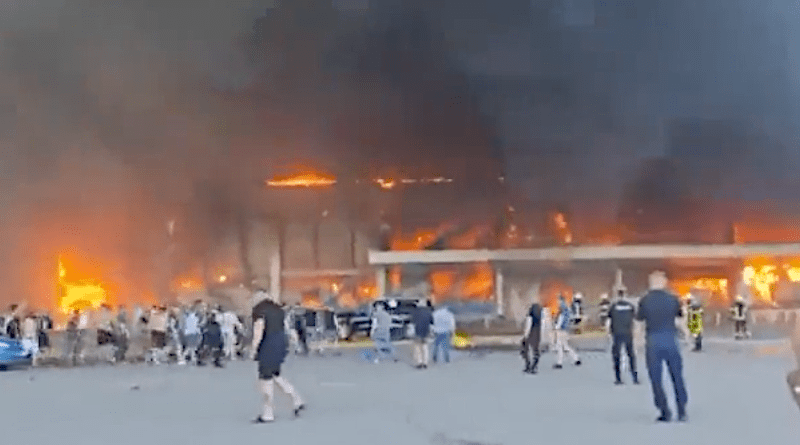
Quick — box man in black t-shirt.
[250,289,305,423]
[521,297,543,374]
[608,290,639,385]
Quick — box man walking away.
[250,289,304,423]
[412,300,433,369]
[182,307,203,365]
[521,296,543,374]
[637,271,688,423]
[147,306,168,365]
[553,295,581,369]
[371,303,397,363]
[608,291,638,385]
[431,305,456,364]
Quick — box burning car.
[0,336,33,371]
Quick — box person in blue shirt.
[636,271,688,422]
[553,294,581,369]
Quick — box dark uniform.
[522,303,543,374]
[608,299,638,384]
[252,299,289,380]
[731,300,748,339]
[637,289,688,422]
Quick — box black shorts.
[151,331,167,349]
[258,362,281,380]
[97,329,114,346]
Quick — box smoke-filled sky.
[1,0,799,306]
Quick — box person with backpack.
[521,296,543,374]
[553,294,581,369]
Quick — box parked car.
[337,295,425,341]
[0,336,33,370]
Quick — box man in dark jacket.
[250,289,305,423]
[200,311,224,368]
[608,290,639,385]
[637,271,688,423]
[521,296,543,374]
[412,300,433,369]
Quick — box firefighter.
[731,295,749,340]
[571,292,585,333]
[686,297,704,352]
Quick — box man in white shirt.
[21,313,39,365]
[220,308,243,360]
[431,305,456,364]
[181,308,202,365]
[76,309,91,363]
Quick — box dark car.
[0,336,33,370]
[337,296,424,341]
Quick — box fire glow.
[428,263,494,301]
[266,172,337,188]
[57,256,109,314]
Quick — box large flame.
[427,264,494,301]
[57,255,110,314]
[742,262,780,304]
[673,277,729,305]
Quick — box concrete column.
[494,265,504,317]
[376,266,387,298]
[270,252,281,303]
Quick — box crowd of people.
[0,270,766,424]
[0,301,248,368]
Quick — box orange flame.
[430,269,457,298]
[266,171,337,188]
[375,178,396,190]
[673,277,729,305]
[57,255,110,314]
[428,264,493,301]
[742,262,779,304]
[390,229,440,250]
[461,263,494,299]
[553,212,573,245]
[171,275,204,294]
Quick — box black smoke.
[0,0,798,307]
